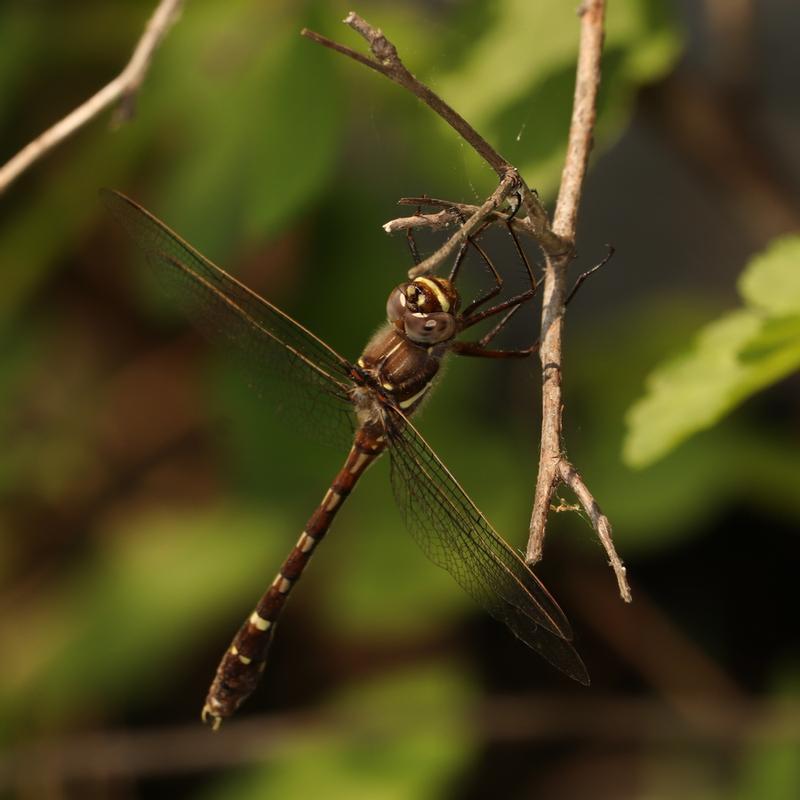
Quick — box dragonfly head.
[386,277,459,345]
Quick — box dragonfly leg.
[460,286,536,331]
[406,222,422,266]
[457,233,505,317]
[565,244,615,306]
[452,339,537,359]
[452,302,538,359]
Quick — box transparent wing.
[103,190,357,447]
[386,406,589,684]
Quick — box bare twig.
[0,0,182,196]
[384,197,535,238]
[551,2,605,241]
[382,208,459,235]
[523,0,630,601]
[407,171,520,278]
[559,462,630,601]
[301,13,565,259]
[303,13,510,177]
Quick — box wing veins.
[159,252,353,396]
[103,189,352,383]
[387,408,571,640]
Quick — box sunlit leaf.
[624,236,800,468]
[738,236,800,315]
[560,299,800,550]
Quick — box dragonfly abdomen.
[202,428,385,728]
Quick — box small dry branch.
[525,0,629,602]
[303,5,630,602]
[0,0,182,196]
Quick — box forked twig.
[301,12,565,264]
[406,171,521,278]
[559,462,629,601]
[526,0,629,602]
[303,13,510,178]
[0,0,182,196]
[303,5,630,602]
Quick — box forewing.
[386,406,589,685]
[103,190,357,446]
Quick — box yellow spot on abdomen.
[324,489,341,512]
[297,532,316,553]
[249,611,271,631]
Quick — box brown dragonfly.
[104,189,589,730]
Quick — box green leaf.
[739,236,800,315]
[624,235,800,468]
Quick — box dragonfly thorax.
[386,277,459,345]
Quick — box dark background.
[1,1,798,798]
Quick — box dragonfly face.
[386,277,459,345]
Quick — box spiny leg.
[460,285,537,331]
[405,212,422,266]
[458,233,507,318]
[504,215,537,296]
[565,244,615,306]
[406,198,512,318]
[406,205,475,283]
[452,304,537,359]
[456,245,615,360]
[460,196,539,320]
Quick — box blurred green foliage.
[200,664,475,800]
[0,505,291,736]
[625,235,800,468]
[5,0,797,798]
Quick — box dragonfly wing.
[385,406,589,685]
[103,190,357,447]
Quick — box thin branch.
[524,0,629,601]
[304,13,510,177]
[551,1,605,241]
[301,13,565,258]
[0,0,182,196]
[559,462,630,602]
[384,197,535,238]
[382,208,459,235]
[407,171,520,278]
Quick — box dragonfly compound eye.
[403,311,456,344]
[386,285,410,325]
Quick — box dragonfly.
[103,189,589,730]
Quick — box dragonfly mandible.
[103,189,589,729]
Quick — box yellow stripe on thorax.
[414,277,450,312]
